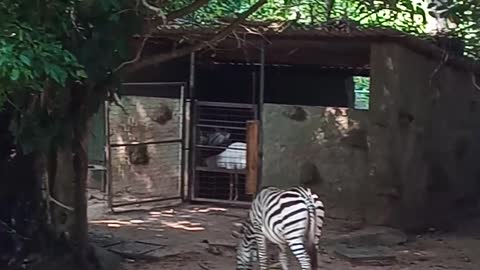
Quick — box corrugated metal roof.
[146,19,480,73]
[152,18,411,39]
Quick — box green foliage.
[172,0,430,33]
[1,0,480,154]
[353,76,370,110]
[0,1,88,153]
[0,23,85,108]
[0,0,143,153]
[427,0,480,58]
[71,0,143,81]
[163,0,480,58]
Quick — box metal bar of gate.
[122,82,187,86]
[196,124,247,131]
[258,41,265,191]
[187,52,196,201]
[110,138,183,147]
[180,84,186,201]
[190,101,199,202]
[105,100,113,211]
[196,100,257,109]
[191,100,257,204]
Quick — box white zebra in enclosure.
[233,186,325,270]
[205,142,246,200]
[204,142,246,170]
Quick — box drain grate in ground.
[135,238,167,246]
[89,232,124,247]
[334,244,397,266]
[108,242,166,259]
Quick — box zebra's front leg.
[255,234,269,270]
[278,244,289,270]
[288,240,311,270]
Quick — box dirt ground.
[88,201,480,270]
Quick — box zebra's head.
[233,220,257,270]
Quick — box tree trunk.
[50,140,76,242]
[0,107,51,268]
[70,119,93,269]
[0,84,98,269]
[39,84,95,269]
[71,85,95,270]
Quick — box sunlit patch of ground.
[89,206,231,233]
[88,204,480,270]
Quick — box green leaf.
[10,68,20,81]
[19,54,31,66]
[109,13,120,22]
[45,64,68,85]
[76,69,88,79]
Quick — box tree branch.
[143,0,210,26]
[326,0,335,21]
[113,36,149,73]
[126,0,267,73]
[142,0,167,23]
[115,0,211,73]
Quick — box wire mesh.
[110,142,181,205]
[195,170,252,202]
[193,102,256,202]
[108,88,185,206]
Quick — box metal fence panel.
[107,83,185,207]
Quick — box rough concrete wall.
[87,103,106,190]
[109,96,183,204]
[368,43,480,231]
[262,104,370,220]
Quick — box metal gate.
[190,101,257,205]
[106,82,186,209]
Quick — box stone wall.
[87,104,106,190]
[262,104,370,220]
[367,43,480,230]
[108,96,183,204]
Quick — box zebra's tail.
[305,189,318,269]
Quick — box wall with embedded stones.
[261,104,371,221]
[262,44,480,230]
[365,43,480,231]
[100,42,480,230]
[87,104,106,190]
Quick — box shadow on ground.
[88,202,480,270]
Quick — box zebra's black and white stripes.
[235,186,325,270]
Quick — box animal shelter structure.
[88,21,480,230]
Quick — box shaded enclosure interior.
[88,34,480,230]
[96,39,375,209]
[192,63,257,202]
[192,43,371,203]
[193,100,255,202]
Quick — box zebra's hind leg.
[287,240,312,270]
[278,245,289,270]
[255,233,269,270]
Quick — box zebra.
[233,186,325,270]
